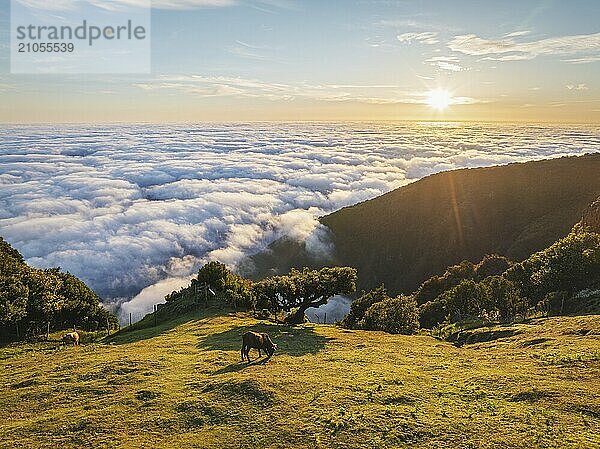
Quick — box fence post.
[129,313,132,327]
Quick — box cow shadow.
[213,357,271,375]
[197,322,332,366]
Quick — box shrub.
[480,275,527,321]
[441,279,488,322]
[413,260,477,305]
[475,254,512,280]
[341,285,387,329]
[506,230,600,304]
[418,298,448,328]
[359,295,419,335]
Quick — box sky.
[0,0,599,122]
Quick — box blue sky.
[0,0,598,122]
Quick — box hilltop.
[247,154,600,294]
[1,308,599,449]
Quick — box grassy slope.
[247,154,600,294]
[1,311,600,449]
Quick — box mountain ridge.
[246,154,600,294]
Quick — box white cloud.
[562,55,600,64]
[448,32,600,61]
[503,30,531,38]
[566,83,588,90]
[424,56,466,72]
[397,32,439,45]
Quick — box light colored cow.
[62,331,80,346]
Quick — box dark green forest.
[0,237,118,340]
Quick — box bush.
[359,295,419,335]
[504,230,600,310]
[480,276,527,321]
[418,298,448,328]
[413,260,477,305]
[475,254,512,280]
[341,285,387,329]
[441,279,487,322]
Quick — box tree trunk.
[284,305,309,324]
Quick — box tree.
[413,260,477,305]
[442,279,487,322]
[253,275,297,316]
[360,295,419,335]
[475,254,512,280]
[480,276,526,321]
[256,267,357,324]
[194,261,231,291]
[25,269,65,337]
[342,285,387,329]
[418,298,448,329]
[506,230,600,306]
[224,274,255,310]
[0,276,28,337]
[0,238,118,340]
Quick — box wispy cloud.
[566,84,588,91]
[397,32,439,45]
[16,0,235,11]
[562,55,600,64]
[448,32,600,61]
[503,30,531,38]
[226,41,273,61]
[133,74,480,105]
[424,56,466,72]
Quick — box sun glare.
[426,89,452,110]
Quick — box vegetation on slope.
[161,262,358,326]
[248,154,600,294]
[343,195,600,333]
[0,237,118,341]
[1,309,599,449]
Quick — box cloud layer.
[1,122,598,320]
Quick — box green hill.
[247,154,600,294]
[1,309,599,448]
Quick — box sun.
[426,89,452,110]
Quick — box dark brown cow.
[241,331,277,363]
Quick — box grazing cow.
[241,331,277,363]
[62,331,80,346]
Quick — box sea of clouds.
[1,122,598,322]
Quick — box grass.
[1,310,600,449]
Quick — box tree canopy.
[254,266,357,324]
